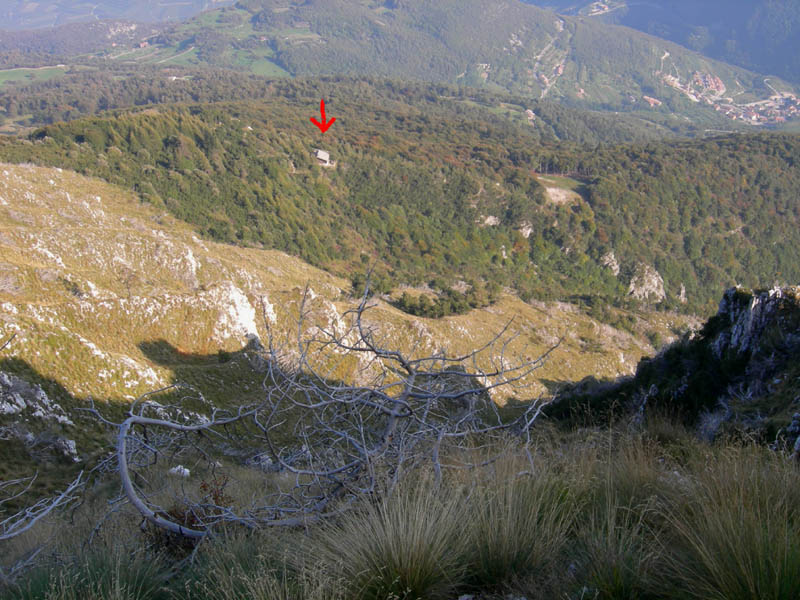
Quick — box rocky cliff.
[563,285,800,443]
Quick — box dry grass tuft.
[310,478,468,600]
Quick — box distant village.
[657,69,800,126]
[582,2,626,17]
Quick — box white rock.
[628,263,666,303]
[601,250,620,277]
[212,282,258,341]
[169,465,190,478]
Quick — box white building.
[313,149,331,166]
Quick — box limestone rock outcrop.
[627,263,666,303]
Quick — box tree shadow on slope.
[137,338,269,406]
[0,336,270,492]
[0,357,97,501]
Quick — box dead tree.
[102,287,559,539]
[0,471,84,586]
[0,333,85,586]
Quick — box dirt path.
[0,65,66,72]
[157,46,196,64]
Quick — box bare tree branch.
[93,282,558,539]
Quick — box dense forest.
[1,77,797,315]
[0,21,163,67]
[0,71,710,142]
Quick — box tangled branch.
[102,286,558,539]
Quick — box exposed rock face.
[0,372,73,425]
[600,251,620,277]
[0,371,80,463]
[627,263,665,303]
[712,286,800,358]
[623,285,800,441]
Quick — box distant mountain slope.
[101,0,796,127]
[3,0,795,128]
[0,0,235,30]
[522,1,800,85]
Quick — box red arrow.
[310,98,336,133]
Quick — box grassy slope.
[0,162,692,410]
[0,67,68,88]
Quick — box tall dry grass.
[464,456,579,590]
[309,477,468,600]
[663,446,800,600]
[7,424,800,600]
[13,547,171,600]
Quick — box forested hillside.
[0,70,711,140]
[2,0,795,129]
[0,22,164,67]
[548,134,800,310]
[1,79,798,314]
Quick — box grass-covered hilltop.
[2,2,800,599]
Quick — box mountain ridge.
[1,0,797,129]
